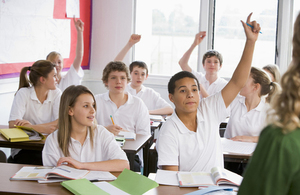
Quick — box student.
[46,17,84,92]
[42,85,129,171]
[224,67,281,143]
[238,12,300,195]
[178,31,228,98]
[156,13,261,172]
[94,61,150,171]
[114,34,173,115]
[263,64,281,83]
[8,60,61,165]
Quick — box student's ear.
[219,63,223,69]
[68,106,74,116]
[169,93,175,103]
[39,76,46,84]
[145,74,149,80]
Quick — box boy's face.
[169,77,200,115]
[203,56,222,74]
[130,66,148,88]
[105,71,128,94]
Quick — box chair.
[0,150,7,163]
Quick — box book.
[116,131,136,140]
[61,178,109,195]
[115,137,126,147]
[0,126,45,142]
[177,167,243,187]
[10,165,116,182]
[221,138,257,154]
[149,115,165,122]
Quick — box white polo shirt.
[157,92,229,172]
[9,86,61,124]
[94,92,150,135]
[42,125,128,166]
[224,95,268,138]
[126,83,172,111]
[57,64,84,92]
[192,70,228,96]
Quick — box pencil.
[246,23,262,34]
[110,115,115,125]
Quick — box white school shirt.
[42,125,128,166]
[224,95,268,138]
[156,92,229,172]
[9,86,61,157]
[57,64,84,91]
[192,70,228,96]
[94,92,150,135]
[126,83,172,111]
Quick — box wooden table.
[0,163,199,195]
[0,125,152,175]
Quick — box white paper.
[221,138,257,154]
[93,181,130,195]
[85,171,116,181]
[117,132,136,140]
[154,169,179,186]
[66,0,80,18]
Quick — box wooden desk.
[0,125,152,174]
[0,163,199,195]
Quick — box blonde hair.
[268,12,300,133]
[18,60,55,91]
[58,85,97,157]
[46,51,63,64]
[102,61,131,87]
[263,64,281,83]
[250,67,281,103]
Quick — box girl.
[238,12,300,195]
[95,61,150,171]
[42,85,129,171]
[263,64,281,83]
[8,60,61,165]
[156,13,261,172]
[46,17,84,92]
[224,67,281,143]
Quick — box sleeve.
[99,126,128,161]
[151,90,172,110]
[52,89,62,120]
[156,123,179,168]
[191,69,204,83]
[42,133,62,166]
[9,89,28,121]
[64,64,84,85]
[135,100,151,135]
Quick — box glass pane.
[214,0,278,78]
[294,1,300,24]
[135,0,200,75]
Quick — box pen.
[246,23,262,34]
[110,115,115,125]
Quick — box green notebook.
[61,178,109,195]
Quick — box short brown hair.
[202,50,223,65]
[129,61,148,75]
[102,61,131,87]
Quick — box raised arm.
[178,31,206,72]
[72,17,84,72]
[114,34,141,61]
[222,13,261,108]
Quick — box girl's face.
[105,71,128,94]
[130,66,148,88]
[43,69,58,90]
[169,77,200,115]
[69,93,95,128]
[51,55,63,75]
[240,76,257,97]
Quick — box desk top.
[0,163,199,195]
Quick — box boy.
[179,31,228,98]
[156,13,261,172]
[114,34,173,115]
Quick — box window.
[214,0,278,78]
[134,0,200,76]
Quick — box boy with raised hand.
[114,34,173,115]
[157,13,260,172]
[179,31,228,98]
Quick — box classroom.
[0,0,300,194]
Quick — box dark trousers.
[8,149,43,165]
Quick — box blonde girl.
[43,85,129,171]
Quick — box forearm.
[28,120,58,134]
[178,43,197,72]
[114,43,134,61]
[149,107,173,115]
[162,165,178,171]
[80,159,130,171]
[73,31,84,72]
